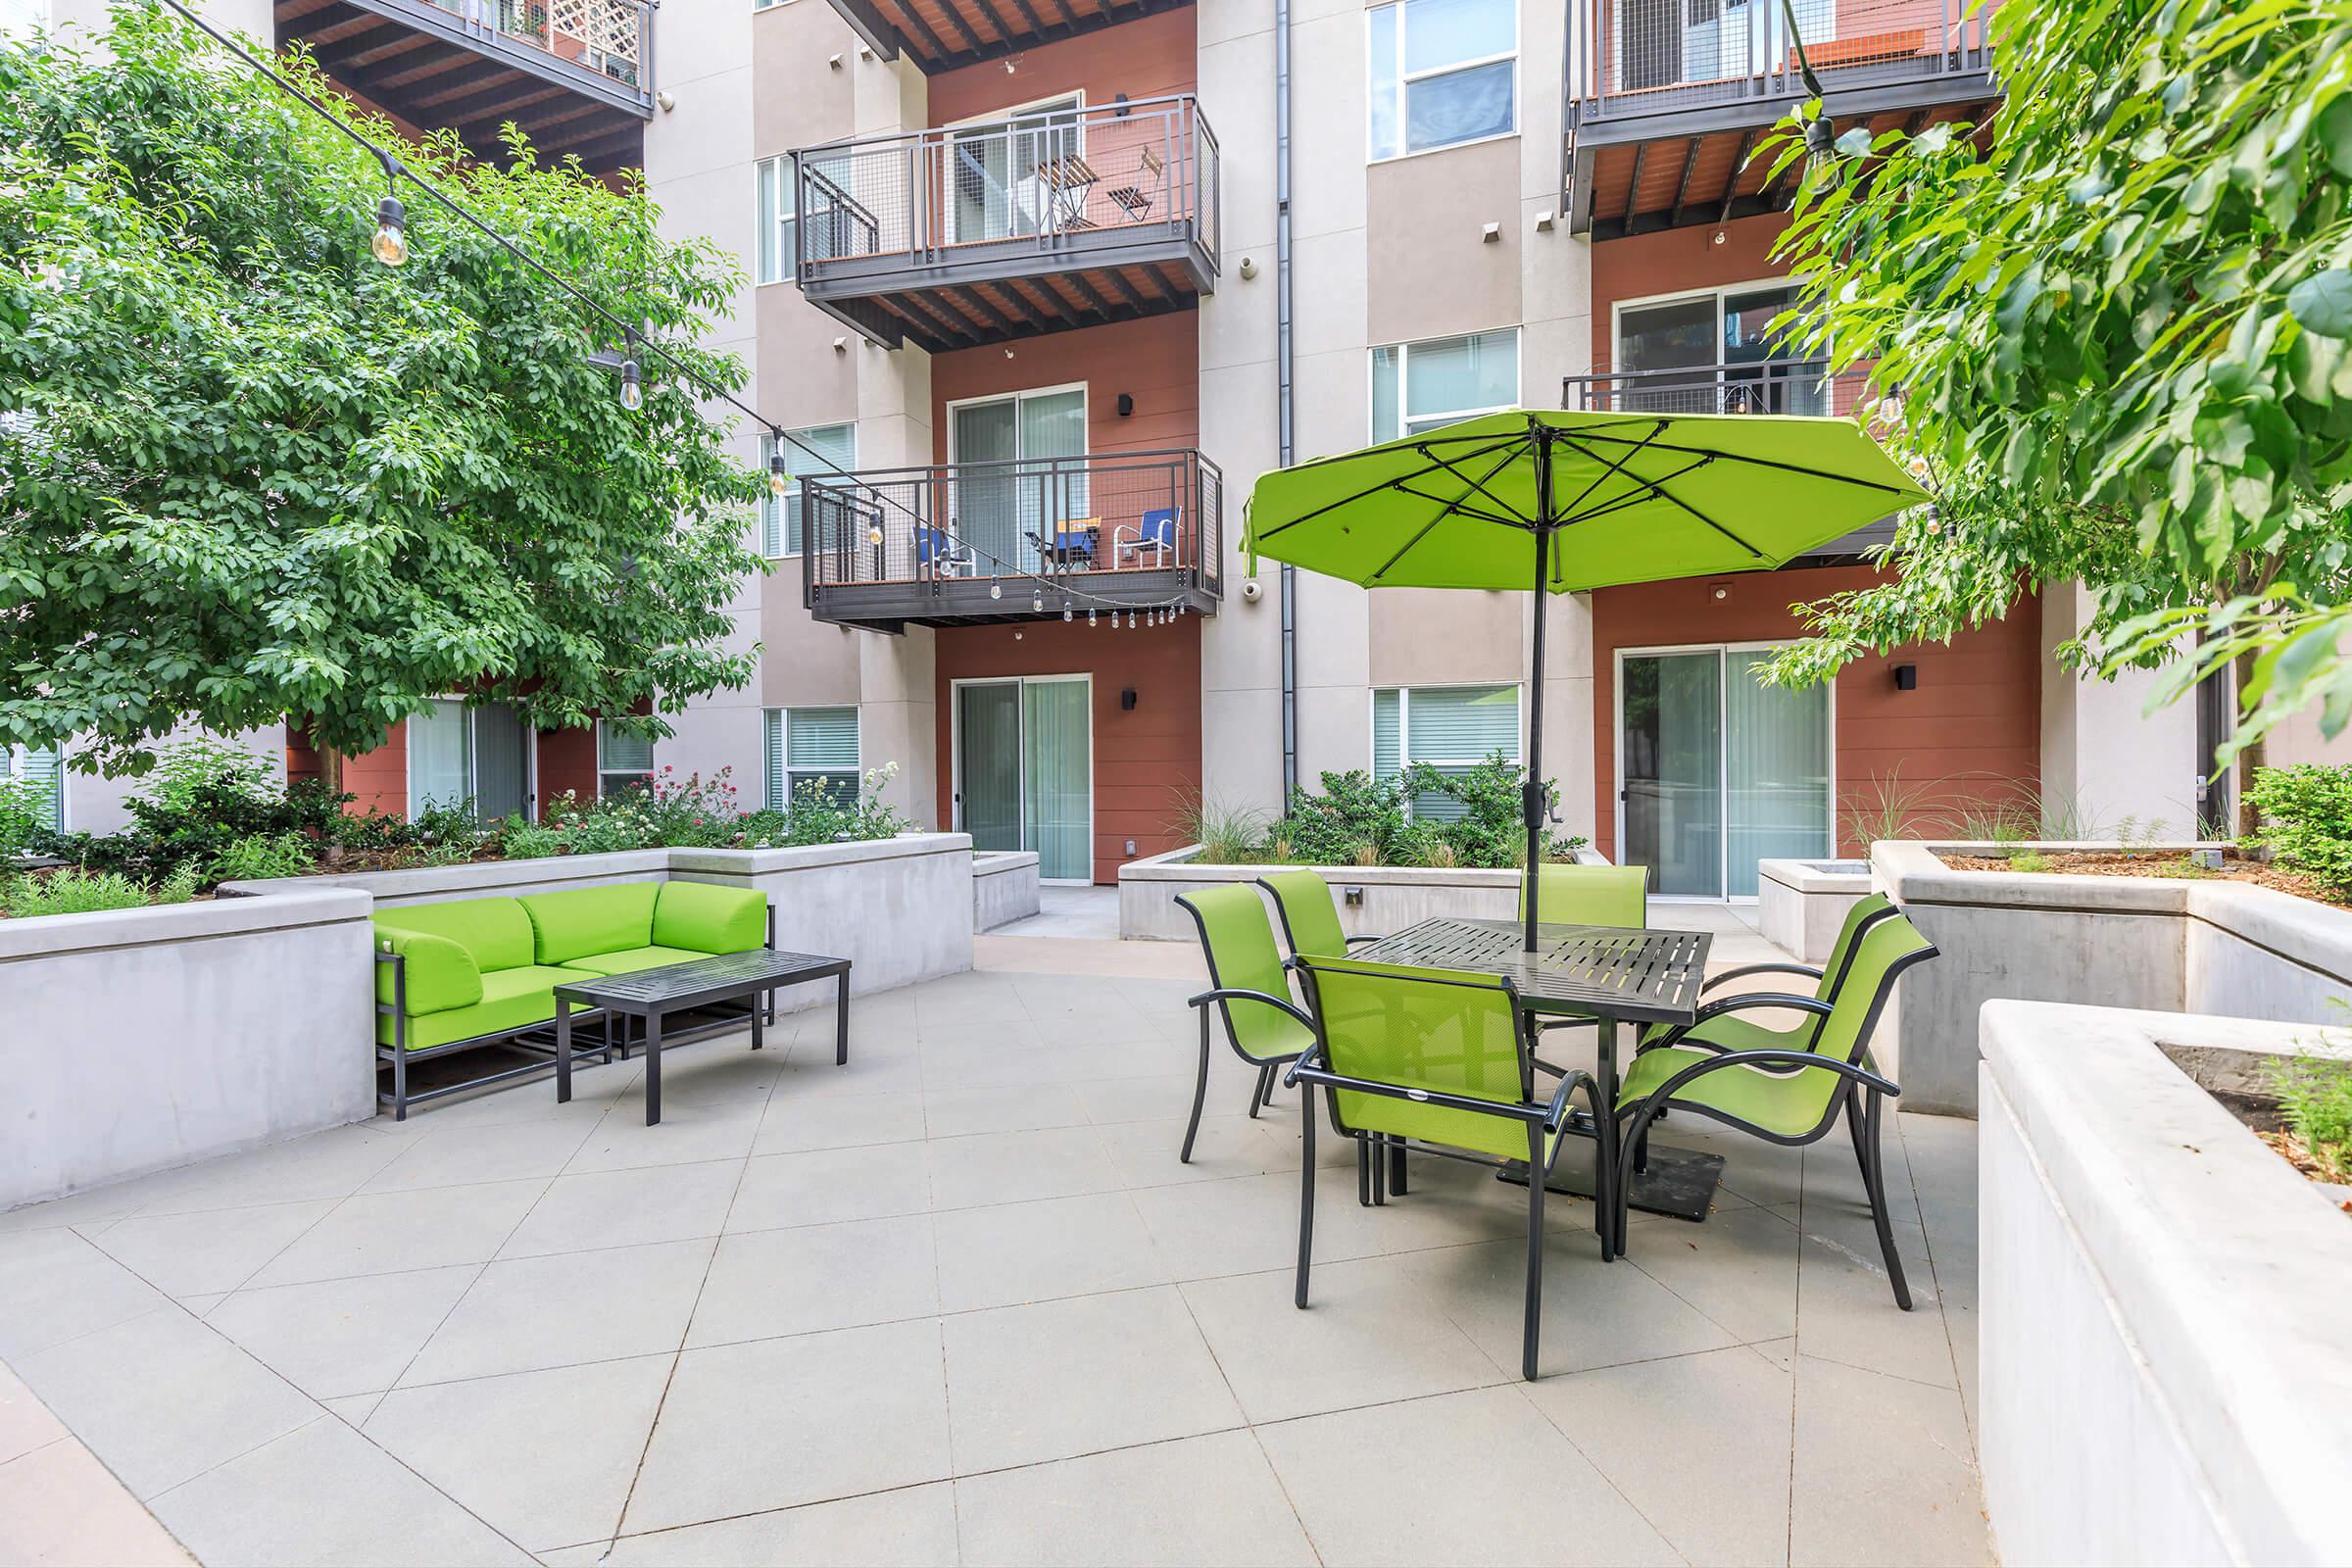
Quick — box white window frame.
[1609,639,1838,903]
[756,155,794,285]
[1368,327,1521,444]
[404,699,539,822]
[1366,0,1521,165]
[595,720,655,800]
[2,743,65,831]
[1371,681,1525,817]
[942,92,1088,247]
[1609,275,1809,368]
[764,423,857,559]
[943,381,1091,466]
[766,706,861,812]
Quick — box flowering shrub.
[536,762,911,856]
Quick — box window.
[765,707,859,811]
[408,700,534,821]
[1615,283,1826,414]
[762,422,857,558]
[1370,327,1518,442]
[756,155,794,284]
[1369,0,1517,161]
[1373,684,1520,820]
[597,721,655,798]
[2,744,62,830]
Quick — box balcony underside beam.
[821,0,1192,74]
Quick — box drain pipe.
[1275,0,1298,801]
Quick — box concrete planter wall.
[973,851,1041,931]
[1757,858,1871,963]
[0,891,375,1210]
[1118,845,1611,942]
[1872,841,2352,1115]
[1980,1002,2352,1565]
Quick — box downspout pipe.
[1276,0,1298,803]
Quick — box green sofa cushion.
[373,897,536,975]
[372,928,482,1015]
[653,881,765,956]
[518,882,659,965]
[560,944,714,979]
[376,964,579,1050]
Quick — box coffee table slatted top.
[1348,917,1711,1025]
[552,950,849,1012]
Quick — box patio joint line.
[1514,1381,1695,1568]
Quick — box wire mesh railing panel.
[804,450,1222,603]
[1563,360,1876,418]
[438,0,650,88]
[1576,0,1992,110]
[795,97,1215,274]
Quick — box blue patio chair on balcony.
[916,526,973,577]
[1115,508,1178,568]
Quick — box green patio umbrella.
[1242,409,1930,952]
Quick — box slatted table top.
[1348,917,1711,1026]
[552,949,849,1013]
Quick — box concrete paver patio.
[0,922,1988,1566]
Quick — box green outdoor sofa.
[372,880,770,1118]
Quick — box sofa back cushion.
[519,882,660,964]
[654,881,767,956]
[373,897,536,975]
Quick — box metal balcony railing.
[803,450,1224,623]
[1564,358,1876,418]
[794,96,1219,284]
[430,0,654,93]
[1569,0,1995,120]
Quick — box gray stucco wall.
[0,890,375,1210]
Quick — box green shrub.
[210,831,318,883]
[1171,756,1588,870]
[407,798,484,853]
[773,764,911,847]
[2270,1053,2352,1183]
[543,791,656,854]
[1171,791,1268,865]
[0,773,52,862]
[2,866,177,917]
[2008,849,2054,873]
[496,817,565,860]
[1271,770,1408,867]
[2246,765,2352,897]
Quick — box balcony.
[818,0,1195,74]
[1561,0,2000,238]
[802,449,1223,632]
[793,97,1218,352]
[276,0,654,175]
[1565,358,1899,558]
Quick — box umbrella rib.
[1548,424,1921,496]
[1248,435,1530,542]
[1386,483,1530,529]
[1560,450,1769,559]
[1415,433,1541,528]
[1369,443,1536,582]
[1549,419,1670,531]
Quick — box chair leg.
[1844,1093,1873,1198]
[1261,1067,1278,1109]
[1295,1087,1317,1309]
[1389,1137,1408,1196]
[1522,1122,1547,1380]
[1247,1062,1270,1120]
[1860,1091,1913,1311]
[1371,1135,1388,1205]
[1180,1006,1211,1164]
[1632,1120,1650,1175]
[1356,1138,1372,1206]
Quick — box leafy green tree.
[1757,0,2352,821]
[0,5,764,775]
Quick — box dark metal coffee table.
[553,949,852,1125]
[1348,916,1717,1252]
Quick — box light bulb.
[767,455,789,499]
[867,524,884,546]
[1062,604,1073,622]
[1032,590,1044,613]
[619,359,643,411]
[1088,608,1097,627]
[990,577,1003,601]
[371,195,408,266]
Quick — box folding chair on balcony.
[1115,508,1178,568]
[915,525,974,578]
[1287,954,1601,1381]
[1174,886,1316,1163]
[1106,143,1166,222]
[1610,911,1938,1308]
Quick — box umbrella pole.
[1524,444,1553,954]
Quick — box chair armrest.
[1341,933,1386,948]
[1542,1067,1602,1135]
[1644,992,1830,1052]
[372,929,481,1013]
[1290,1056,1547,1126]
[1626,1047,1901,1110]
[1188,986,1315,1032]
[1700,960,1824,994]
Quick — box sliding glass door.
[409,700,535,822]
[956,675,1093,882]
[1619,645,1830,899]
[950,386,1087,575]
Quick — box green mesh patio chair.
[1287,954,1602,1381]
[1610,911,1938,1308]
[1175,886,1318,1163]
[1637,892,1898,1058]
[1256,869,1385,961]
[1517,862,1648,1054]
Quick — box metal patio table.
[554,949,852,1125]
[1347,916,1716,1253]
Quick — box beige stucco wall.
[2038,582,2201,833]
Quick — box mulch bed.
[2257,1130,2352,1212]
[1940,849,2351,909]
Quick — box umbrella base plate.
[1496,1143,1726,1222]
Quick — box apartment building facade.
[23,0,2253,892]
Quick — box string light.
[989,576,1003,601]
[1032,589,1044,613]
[618,332,642,412]
[1062,602,1073,622]
[1088,608,1097,627]
[766,437,789,499]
